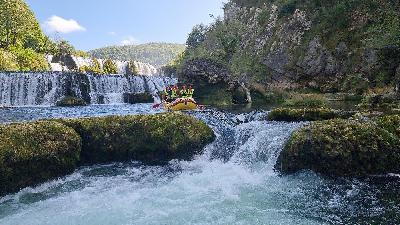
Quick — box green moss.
[277,119,400,176]
[56,113,215,164]
[268,107,354,122]
[56,96,87,107]
[359,93,399,110]
[0,121,81,196]
[282,94,328,108]
[0,114,215,196]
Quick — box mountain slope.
[89,43,186,67]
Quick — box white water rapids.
[0,107,396,225]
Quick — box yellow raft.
[163,98,198,111]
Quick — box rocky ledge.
[0,113,215,196]
[267,107,355,122]
[276,115,400,176]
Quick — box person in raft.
[186,85,194,98]
[162,86,172,103]
[180,85,187,98]
[170,86,178,100]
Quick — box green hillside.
[89,43,186,67]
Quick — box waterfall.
[0,72,176,106]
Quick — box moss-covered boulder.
[267,107,354,122]
[0,121,81,196]
[57,113,215,164]
[123,93,153,104]
[56,96,87,107]
[276,119,400,176]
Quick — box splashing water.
[0,107,399,225]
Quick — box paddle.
[152,103,161,109]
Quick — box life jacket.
[180,89,188,98]
[171,89,178,99]
[187,88,194,98]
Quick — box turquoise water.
[0,105,399,225]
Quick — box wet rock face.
[396,65,400,96]
[277,116,400,176]
[180,1,400,94]
[123,93,153,104]
[232,84,252,104]
[180,58,230,84]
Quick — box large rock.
[123,93,153,104]
[0,114,215,196]
[179,58,230,85]
[232,83,252,104]
[56,96,88,107]
[0,121,81,196]
[276,116,400,176]
[57,113,215,164]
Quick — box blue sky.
[26,0,227,51]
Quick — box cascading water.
[0,72,176,106]
[0,107,398,225]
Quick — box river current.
[0,104,399,225]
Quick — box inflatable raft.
[163,98,197,111]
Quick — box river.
[0,104,399,225]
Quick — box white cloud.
[120,36,139,45]
[44,15,86,34]
[108,31,117,36]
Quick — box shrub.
[0,121,81,196]
[277,119,400,176]
[126,60,139,75]
[103,59,118,74]
[267,107,354,122]
[78,58,103,74]
[74,50,89,58]
[376,115,400,138]
[341,74,369,95]
[282,94,328,108]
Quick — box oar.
[152,103,161,109]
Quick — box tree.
[0,48,18,71]
[0,0,46,51]
[126,60,139,75]
[186,24,208,49]
[103,59,118,74]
